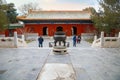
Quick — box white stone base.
[53,46,68,55]
[37,63,76,80]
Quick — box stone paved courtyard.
[0,38,120,80]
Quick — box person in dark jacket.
[73,35,76,47]
[38,36,44,47]
[77,35,81,43]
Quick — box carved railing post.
[14,32,18,48]
[100,31,104,47]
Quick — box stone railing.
[92,32,120,48]
[0,37,14,48]
[0,37,26,48]
[103,37,120,48]
[0,32,26,48]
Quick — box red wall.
[24,24,95,36]
[1,23,95,36]
[0,31,5,35]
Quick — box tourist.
[38,36,44,47]
[73,35,76,47]
[77,35,81,43]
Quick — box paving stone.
[37,63,76,80]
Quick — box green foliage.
[0,5,8,31]
[85,38,94,43]
[83,7,97,14]
[5,3,18,23]
[0,11,8,31]
[91,0,120,35]
[0,3,18,31]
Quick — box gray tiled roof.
[26,11,91,19]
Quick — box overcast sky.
[6,0,100,11]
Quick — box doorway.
[72,27,77,35]
[43,27,48,36]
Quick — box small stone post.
[118,32,120,38]
[100,31,104,47]
[118,32,120,47]
[21,35,25,42]
[94,35,97,41]
[91,35,97,47]
[14,32,18,48]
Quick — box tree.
[0,0,8,31]
[0,9,8,31]
[17,27,35,40]
[5,3,18,23]
[91,0,120,36]
[18,2,41,15]
[83,7,96,14]
[83,7,101,35]
[91,9,105,35]
[0,2,18,32]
